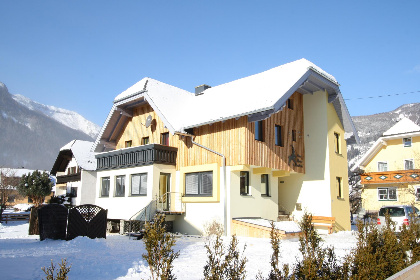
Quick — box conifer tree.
[142,214,179,280]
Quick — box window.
[240,171,249,195]
[275,125,283,147]
[255,121,264,141]
[115,175,125,197]
[125,140,132,148]
[185,171,213,196]
[287,98,294,110]
[70,187,77,197]
[378,187,397,201]
[405,159,414,170]
[142,137,149,145]
[7,195,15,203]
[336,177,343,199]
[403,137,412,147]
[292,130,297,142]
[161,132,169,146]
[416,187,420,201]
[261,174,270,196]
[131,173,147,196]
[101,177,110,197]
[334,132,341,154]
[378,162,388,172]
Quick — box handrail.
[128,199,157,235]
[157,192,185,214]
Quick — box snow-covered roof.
[51,140,96,174]
[352,118,420,172]
[383,117,420,136]
[93,58,359,152]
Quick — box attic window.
[287,99,294,110]
[125,140,132,148]
[403,137,412,147]
[255,121,264,142]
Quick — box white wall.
[79,170,97,205]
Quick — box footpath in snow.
[0,221,357,280]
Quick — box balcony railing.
[361,169,420,184]
[96,144,177,170]
[56,173,81,184]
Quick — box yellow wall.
[365,136,420,172]
[327,98,351,231]
[362,183,420,211]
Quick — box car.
[377,205,420,232]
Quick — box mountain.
[12,94,100,139]
[0,82,100,171]
[347,103,420,169]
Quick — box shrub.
[203,219,224,237]
[203,235,247,280]
[142,213,179,280]
[41,259,71,280]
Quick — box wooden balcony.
[96,144,177,171]
[56,173,81,184]
[361,169,420,184]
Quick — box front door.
[159,173,170,211]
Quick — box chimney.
[195,84,211,95]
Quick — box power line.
[344,90,420,101]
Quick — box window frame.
[240,171,250,195]
[334,132,341,154]
[287,98,294,110]
[185,171,213,197]
[404,159,414,170]
[130,173,147,196]
[377,161,388,172]
[275,125,283,147]
[161,132,169,146]
[114,175,126,197]
[403,137,412,147]
[255,121,264,142]
[378,187,397,201]
[141,137,150,145]
[125,140,132,148]
[261,174,270,197]
[101,177,110,197]
[336,177,343,199]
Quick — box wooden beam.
[253,167,271,175]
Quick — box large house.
[353,118,420,211]
[50,140,97,206]
[92,58,358,235]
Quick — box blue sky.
[1,1,419,126]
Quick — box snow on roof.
[146,58,339,131]
[383,117,420,136]
[60,140,96,170]
[234,218,301,233]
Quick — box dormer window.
[403,137,412,147]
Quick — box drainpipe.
[190,138,228,236]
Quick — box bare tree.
[348,171,362,215]
[0,168,20,215]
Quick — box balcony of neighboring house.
[361,169,420,184]
[96,144,178,170]
[56,172,81,184]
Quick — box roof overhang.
[50,149,73,175]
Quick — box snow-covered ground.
[0,220,357,280]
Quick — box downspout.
[189,138,228,236]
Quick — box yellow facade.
[361,135,420,211]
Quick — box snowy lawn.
[0,221,357,280]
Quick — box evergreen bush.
[142,213,179,280]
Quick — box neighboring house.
[353,118,420,212]
[92,58,358,235]
[50,140,97,206]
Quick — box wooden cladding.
[114,92,304,173]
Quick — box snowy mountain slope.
[0,82,96,170]
[12,94,100,139]
[347,103,420,169]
